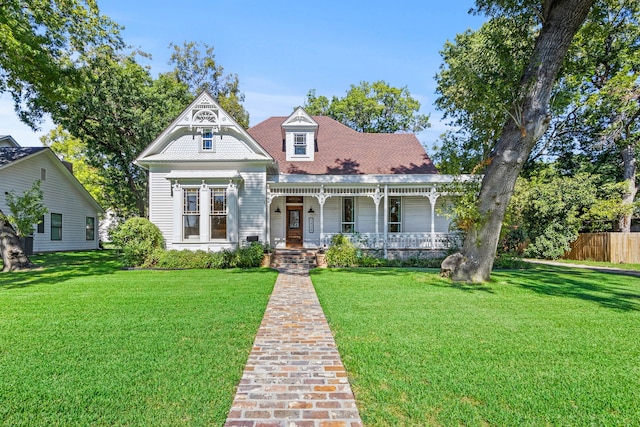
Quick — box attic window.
[294,133,306,155]
[202,129,214,151]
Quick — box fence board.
[565,233,640,264]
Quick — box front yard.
[0,251,277,426]
[311,266,640,426]
[2,251,639,426]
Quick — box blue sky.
[1,0,487,149]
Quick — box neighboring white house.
[0,136,103,253]
[136,91,470,257]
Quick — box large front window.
[294,133,306,155]
[210,188,227,239]
[183,189,200,239]
[388,197,401,232]
[342,197,355,233]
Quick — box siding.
[148,168,174,245]
[0,152,101,252]
[238,170,267,242]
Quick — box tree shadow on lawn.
[0,250,121,290]
[310,267,496,293]
[497,265,640,312]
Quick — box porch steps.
[271,249,318,270]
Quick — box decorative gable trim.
[135,90,272,167]
[282,107,318,128]
[282,107,318,162]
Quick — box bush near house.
[110,217,164,267]
[144,243,266,270]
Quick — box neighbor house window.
[210,188,227,239]
[51,213,62,241]
[388,197,401,232]
[342,197,355,233]
[86,217,95,240]
[40,168,47,181]
[294,133,306,155]
[37,215,45,234]
[202,129,214,151]
[183,189,200,239]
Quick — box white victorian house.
[136,91,468,257]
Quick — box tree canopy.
[304,81,430,133]
[0,0,124,127]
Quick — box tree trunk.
[618,143,637,232]
[448,0,596,283]
[0,214,35,272]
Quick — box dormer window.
[202,129,214,151]
[294,134,306,155]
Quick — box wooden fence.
[564,233,640,264]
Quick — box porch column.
[383,185,388,258]
[368,185,383,248]
[227,180,239,245]
[266,185,272,246]
[314,185,331,248]
[426,187,439,249]
[172,181,182,245]
[200,181,210,243]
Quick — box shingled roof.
[0,147,47,168]
[247,116,438,175]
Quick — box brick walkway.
[224,268,363,427]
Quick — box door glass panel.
[289,210,300,229]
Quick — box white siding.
[238,170,267,243]
[435,197,452,233]
[148,167,174,246]
[0,152,101,252]
[403,196,430,232]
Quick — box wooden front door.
[286,206,303,247]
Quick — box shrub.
[326,234,358,267]
[110,218,164,267]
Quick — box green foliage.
[0,0,124,127]
[503,165,627,259]
[110,217,164,267]
[142,242,267,270]
[304,81,430,133]
[4,181,47,236]
[168,41,249,128]
[326,234,358,267]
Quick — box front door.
[286,206,303,247]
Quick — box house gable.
[136,91,272,166]
[0,135,20,148]
[281,107,318,162]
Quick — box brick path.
[224,268,363,427]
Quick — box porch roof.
[268,174,475,185]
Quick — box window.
[294,133,306,155]
[40,168,47,181]
[37,215,45,234]
[183,189,200,239]
[86,217,95,240]
[202,129,214,151]
[210,188,227,239]
[388,197,401,232]
[342,197,355,233]
[51,213,62,241]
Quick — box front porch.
[266,174,467,255]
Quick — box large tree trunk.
[0,215,35,272]
[618,144,637,232]
[448,0,596,282]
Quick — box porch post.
[315,185,330,248]
[383,185,388,258]
[266,185,272,247]
[426,187,439,249]
[368,185,383,249]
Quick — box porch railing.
[319,232,458,250]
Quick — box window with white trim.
[51,213,62,241]
[86,217,95,240]
[201,128,214,151]
[294,133,306,155]
[183,189,200,239]
[388,197,401,232]
[210,188,227,239]
[342,197,355,233]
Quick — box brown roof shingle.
[247,116,438,175]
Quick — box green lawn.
[311,266,640,426]
[549,258,640,272]
[0,251,277,426]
